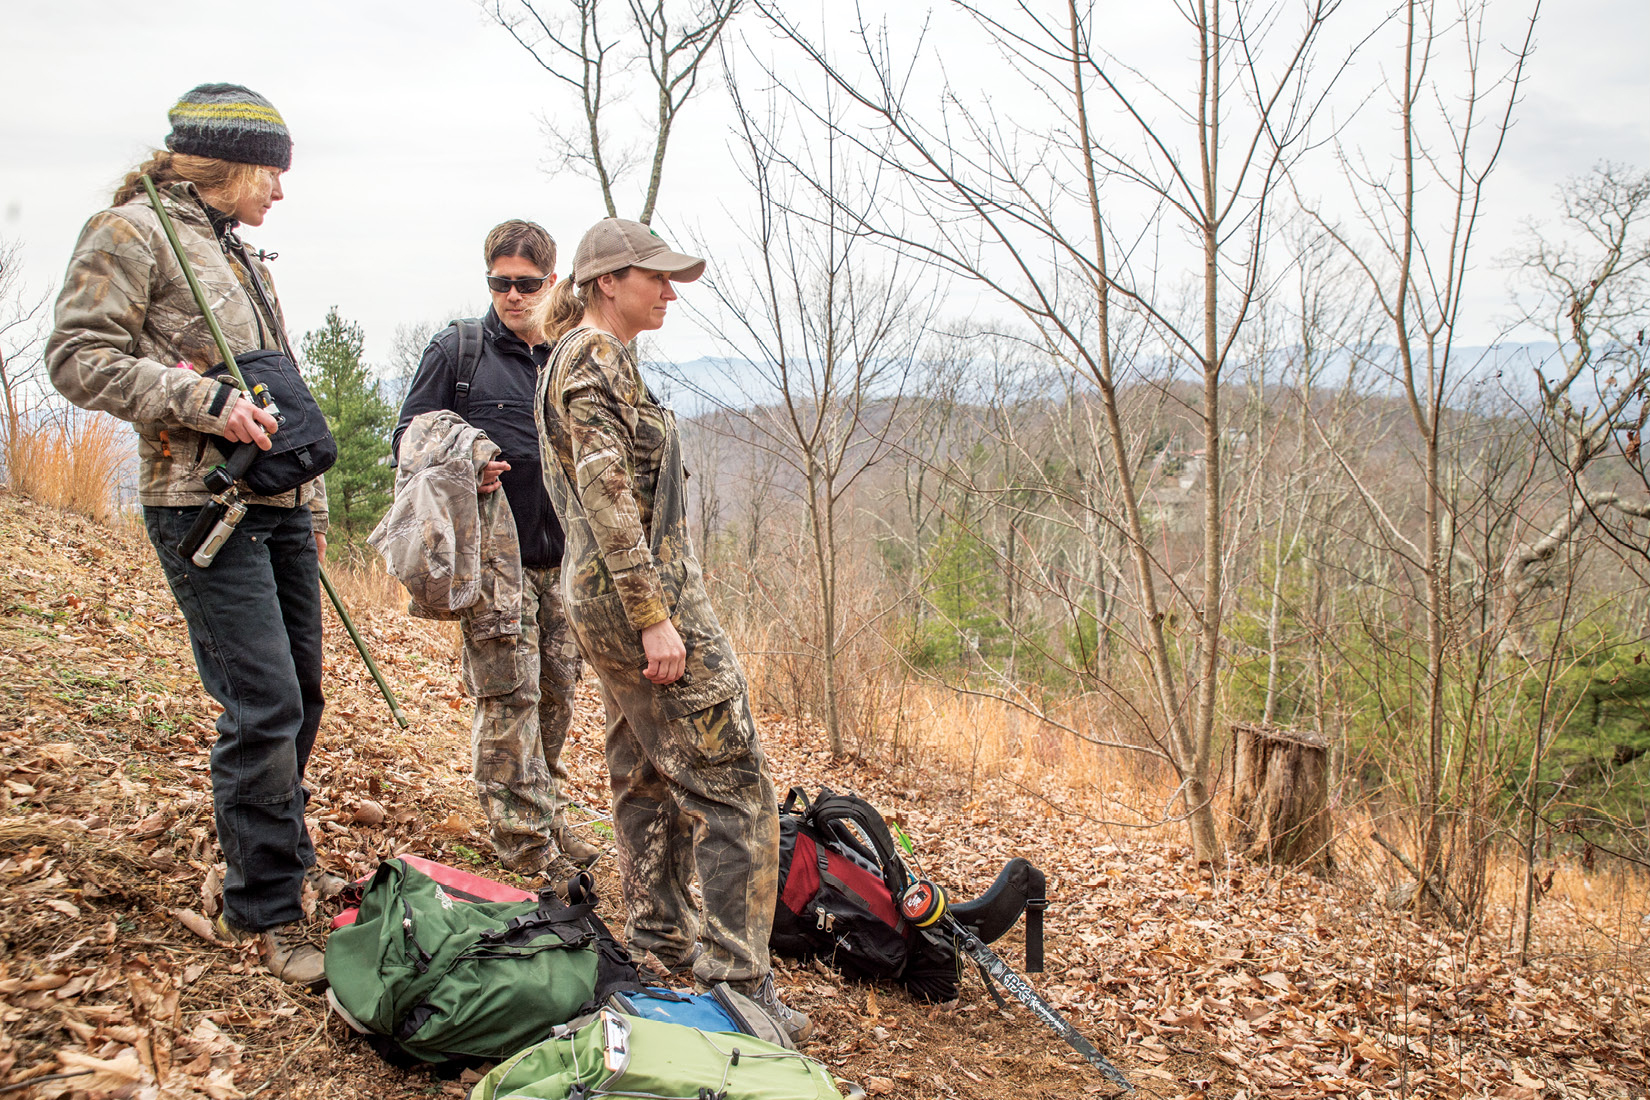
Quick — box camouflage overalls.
[536,327,778,988]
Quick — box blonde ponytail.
[113,150,267,208]
[541,276,591,346]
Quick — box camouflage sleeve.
[560,340,669,630]
[45,210,240,433]
[308,475,329,535]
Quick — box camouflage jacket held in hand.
[537,327,746,718]
[45,180,327,527]
[369,410,523,640]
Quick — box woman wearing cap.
[47,84,332,985]
[535,219,810,1043]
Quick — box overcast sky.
[2,0,1646,375]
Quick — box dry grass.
[324,547,417,614]
[740,638,1650,994]
[0,405,131,524]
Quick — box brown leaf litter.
[1,491,1645,1099]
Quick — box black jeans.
[144,504,325,930]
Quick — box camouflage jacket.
[46,181,327,527]
[538,327,745,717]
[368,410,523,640]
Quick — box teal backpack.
[470,1009,858,1100]
[324,859,637,1064]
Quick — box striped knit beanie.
[164,83,292,170]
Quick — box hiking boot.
[637,941,703,986]
[739,972,813,1044]
[540,852,589,898]
[304,865,349,900]
[215,914,327,988]
[553,820,603,867]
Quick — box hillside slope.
[0,492,1644,1099]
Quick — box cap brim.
[640,251,706,283]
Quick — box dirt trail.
[1,492,1643,1099]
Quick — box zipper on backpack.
[401,899,432,974]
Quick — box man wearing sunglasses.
[392,219,600,882]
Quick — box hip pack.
[470,1009,854,1100]
[205,349,337,495]
[323,858,637,1065]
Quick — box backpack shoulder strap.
[448,318,485,421]
[808,790,911,899]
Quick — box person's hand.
[314,532,328,560]
[640,618,686,685]
[479,459,511,494]
[223,395,279,450]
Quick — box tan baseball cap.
[571,218,706,286]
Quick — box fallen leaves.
[172,908,221,944]
[1,492,1645,1100]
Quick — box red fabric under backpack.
[330,854,535,930]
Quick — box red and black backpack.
[771,787,1046,1003]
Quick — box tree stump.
[1228,723,1333,875]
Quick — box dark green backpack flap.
[325,858,604,1063]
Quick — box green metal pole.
[140,175,410,729]
[319,565,409,728]
[140,175,250,391]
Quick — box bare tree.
[756,0,1342,860]
[1506,164,1650,600]
[1302,0,1540,910]
[483,0,741,223]
[383,319,442,410]
[675,76,932,755]
[0,237,51,487]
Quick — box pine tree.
[301,307,393,552]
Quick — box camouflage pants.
[598,677,779,989]
[463,566,583,872]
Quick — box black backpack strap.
[1025,871,1046,973]
[780,787,811,816]
[448,318,484,422]
[553,873,643,1007]
[808,790,911,898]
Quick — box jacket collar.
[483,306,549,359]
[149,180,213,230]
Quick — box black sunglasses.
[486,275,548,294]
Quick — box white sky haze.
[1,0,1646,371]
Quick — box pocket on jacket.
[568,591,648,678]
[461,627,524,698]
[654,563,746,720]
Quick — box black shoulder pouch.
[205,349,338,496]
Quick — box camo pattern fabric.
[369,410,523,655]
[537,328,746,715]
[537,325,777,984]
[537,327,676,628]
[601,681,779,986]
[468,565,585,872]
[46,180,326,525]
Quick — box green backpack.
[324,859,635,1064]
[471,1009,855,1100]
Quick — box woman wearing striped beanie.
[47,83,336,987]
